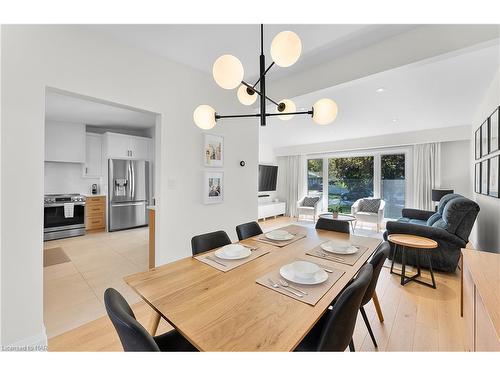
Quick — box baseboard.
[2,325,48,351]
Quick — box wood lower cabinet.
[86,196,106,231]
[461,249,500,352]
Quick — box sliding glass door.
[307,149,407,219]
[328,157,374,213]
[381,154,406,218]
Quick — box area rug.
[44,247,70,267]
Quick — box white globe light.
[270,31,302,67]
[277,99,296,121]
[193,105,216,129]
[212,55,244,90]
[312,99,338,125]
[237,85,257,106]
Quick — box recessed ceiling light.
[392,118,398,123]
[376,88,386,93]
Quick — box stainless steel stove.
[44,193,86,241]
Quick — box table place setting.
[254,226,307,247]
[195,243,269,272]
[306,239,371,266]
[256,259,344,305]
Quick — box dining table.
[123,224,382,351]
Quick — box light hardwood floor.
[48,216,465,351]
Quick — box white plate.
[320,241,359,255]
[214,244,251,260]
[265,229,294,241]
[279,261,328,285]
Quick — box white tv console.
[258,201,286,220]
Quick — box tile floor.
[43,227,149,338]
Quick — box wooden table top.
[124,224,382,351]
[388,234,438,249]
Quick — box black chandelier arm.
[240,80,280,107]
[252,62,275,88]
[215,110,313,121]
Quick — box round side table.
[388,234,438,289]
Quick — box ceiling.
[86,24,417,82]
[45,91,156,129]
[259,43,500,150]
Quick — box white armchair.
[351,198,386,232]
[297,196,322,222]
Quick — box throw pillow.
[302,196,320,207]
[359,198,381,213]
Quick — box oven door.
[44,203,86,232]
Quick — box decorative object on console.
[489,107,499,153]
[204,171,224,204]
[488,155,499,198]
[204,134,224,167]
[193,25,338,129]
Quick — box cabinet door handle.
[85,167,88,174]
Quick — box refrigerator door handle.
[131,161,135,199]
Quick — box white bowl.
[214,244,250,260]
[291,260,320,280]
[265,229,294,241]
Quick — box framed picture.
[488,156,499,198]
[475,127,481,159]
[204,171,224,204]
[481,120,489,157]
[204,134,224,167]
[475,163,481,193]
[481,159,489,195]
[489,107,499,153]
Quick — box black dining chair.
[104,288,196,352]
[294,263,373,352]
[358,241,390,348]
[235,221,263,241]
[315,217,350,233]
[191,230,232,256]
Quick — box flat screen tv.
[258,165,278,192]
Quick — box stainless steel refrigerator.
[108,159,149,231]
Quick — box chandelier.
[193,24,338,129]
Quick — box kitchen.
[43,90,157,338]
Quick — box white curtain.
[413,142,441,210]
[277,155,307,217]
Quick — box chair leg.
[349,338,355,352]
[360,306,378,348]
[147,311,161,336]
[372,291,384,323]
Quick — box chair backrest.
[316,263,373,351]
[104,288,160,352]
[235,221,263,241]
[432,195,480,241]
[315,217,350,234]
[361,241,390,306]
[191,230,231,255]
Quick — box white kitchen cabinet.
[45,121,85,163]
[104,132,152,160]
[83,133,102,178]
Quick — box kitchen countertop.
[147,206,155,210]
[82,194,106,198]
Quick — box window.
[381,154,406,219]
[328,157,374,213]
[307,159,323,197]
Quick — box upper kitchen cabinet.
[83,133,102,178]
[45,121,85,163]
[103,132,152,160]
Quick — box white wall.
[1,26,258,347]
[440,140,472,198]
[44,162,101,195]
[470,67,500,252]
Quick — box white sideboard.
[258,201,286,220]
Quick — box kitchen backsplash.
[45,161,101,194]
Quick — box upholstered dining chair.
[236,221,263,241]
[294,263,373,352]
[191,230,231,256]
[315,217,350,234]
[358,241,390,348]
[104,288,196,352]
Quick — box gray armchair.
[383,194,480,272]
